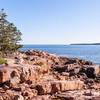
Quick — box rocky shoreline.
[0,50,100,100]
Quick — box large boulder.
[35,80,84,95]
[52,80,84,92]
[79,65,100,79]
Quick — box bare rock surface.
[0,50,99,100]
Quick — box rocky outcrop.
[35,80,84,95]
[54,90,100,100]
[0,50,99,100]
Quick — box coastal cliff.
[0,50,100,100]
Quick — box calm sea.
[20,45,100,64]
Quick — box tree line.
[0,9,22,56]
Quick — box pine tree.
[0,9,22,56]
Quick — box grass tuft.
[0,57,7,64]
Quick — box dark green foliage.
[0,9,22,55]
[0,56,7,64]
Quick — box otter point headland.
[0,50,99,100]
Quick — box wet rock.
[76,59,93,65]
[86,67,96,78]
[2,84,9,90]
[79,65,100,79]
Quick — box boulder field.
[0,50,100,100]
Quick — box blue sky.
[0,0,100,44]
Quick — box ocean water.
[20,45,100,64]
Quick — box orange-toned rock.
[51,80,84,92]
[22,88,37,99]
[0,66,10,83]
[92,83,100,90]
[35,80,84,95]
[31,95,51,100]
[0,50,99,100]
[0,92,12,100]
[35,82,52,95]
[10,76,20,88]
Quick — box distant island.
[70,43,100,45]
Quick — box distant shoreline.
[70,43,100,45]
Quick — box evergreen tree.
[0,9,22,55]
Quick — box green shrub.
[0,57,7,64]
